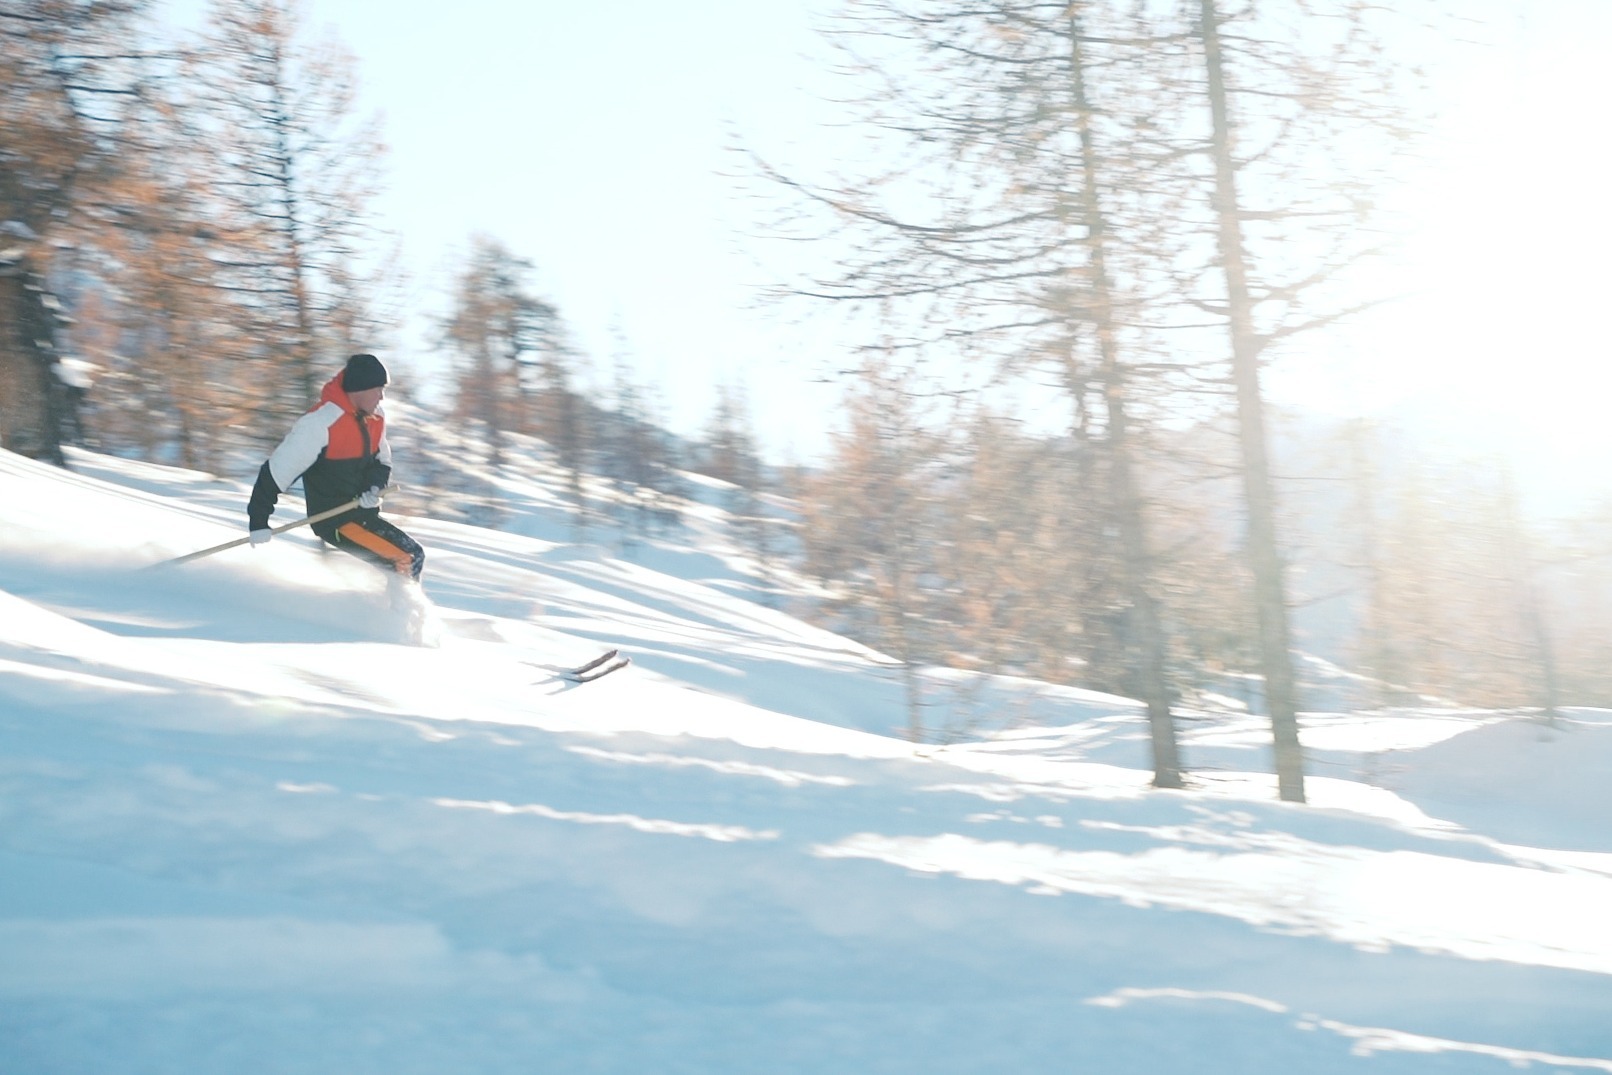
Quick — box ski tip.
[563,656,630,684]
[565,648,621,676]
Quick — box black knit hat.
[341,353,388,392]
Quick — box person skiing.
[247,353,425,584]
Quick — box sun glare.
[1270,9,1612,506]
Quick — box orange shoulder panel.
[324,411,384,461]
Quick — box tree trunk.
[1068,9,1183,788]
[1198,0,1305,802]
[0,254,69,466]
[1500,470,1561,729]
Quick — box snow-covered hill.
[2,445,1610,1074]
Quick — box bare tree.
[0,0,151,463]
[599,353,683,540]
[182,0,388,429]
[439,235,590,520]
[1183,0,1426,800]
[798,358,944,741]
[441,235,563,467]
[536,350,588,528]
[64,58,242,467]
[761,0,1185,784]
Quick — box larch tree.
[600,354,682,540]
[441,235,561,469]
[1177,0,1428,800]
[1370,458,1558,712]
[798,357,945,741]
[701,382,763,493]
[763,0,1186,785]
[535,344,587,529]
[930,412,1080,681]
[68,52,245,468]
[702,383,766,528]
[1496,470,1561,726]
[0,0,151,464]
[181,0,388,432]
[440,236,586,520]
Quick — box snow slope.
[2,446,1610,1074]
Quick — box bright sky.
[1266,0,1612,507]
[156,0,1608,487]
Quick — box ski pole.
[148,486,399,569]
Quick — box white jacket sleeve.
[266,403,341,491]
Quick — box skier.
[246,353,425,586]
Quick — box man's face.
[350,385,385,414]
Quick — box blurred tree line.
[2,0,389,463]
[2,0,1603,802]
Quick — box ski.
[564,656,630,683]
[566,649,619,677]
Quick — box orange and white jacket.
[247,373,393,538]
